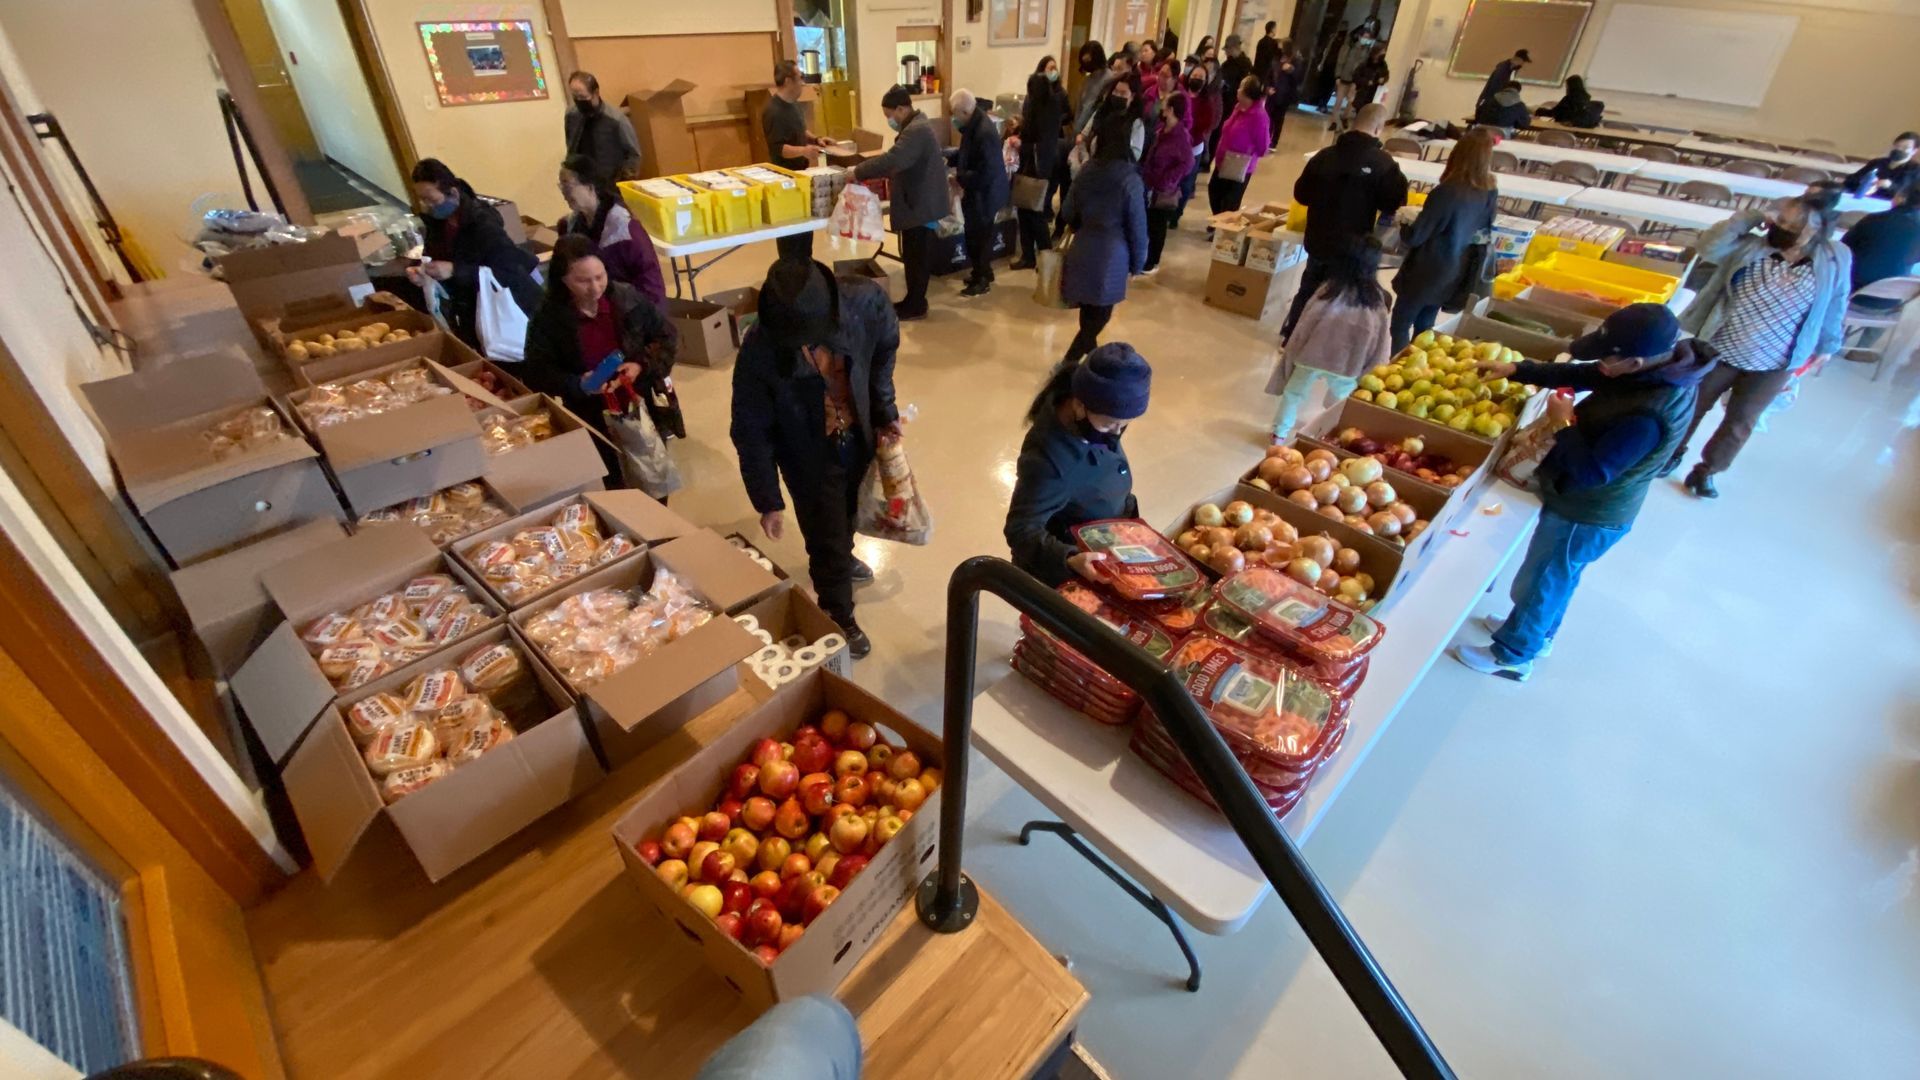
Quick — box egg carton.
[733,613,846,688]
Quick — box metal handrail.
[915,556,1455,1080]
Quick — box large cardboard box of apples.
[1241,438,1452,569]
[611,668,942,1009]
[1349,328,1542,441]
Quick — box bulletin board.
[1445,0,1592,86]
[991,0,1052,44]
[418,21,550,106]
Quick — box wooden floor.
[245,688,1087,1079]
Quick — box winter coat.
[1215,101,1271,179]
[1285,289,1392,380]
[1264,53,1302,104]
[1005,407,1138,586]
[1189,79,1223,138]
[1683,208,1852,366]
[1845,156,1920,201]
[854,111,949,231]
[561,202,666,307]
[952,108,1010,212]
[564,102,642,183]
[1478,59,1520,108]
[1074,69,1117,133]
[1217,54,1254,111]
[1352,57,1389,107]
[1474,88,1532,132]
[421,180,542,345]
[1843,205,1920,292]
[1336,39,1370,82]
[730,275,900,514]
[1021,74,1068,177]
[1060,158,1146,306]
[1394,180,1498,306]
[1140,121,1195,196]
[1253,36,1280,79]
[1293,131,1407,258]
[1547,90,1605,128]
[521,281,676,439]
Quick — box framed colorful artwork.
[418,21,549,106]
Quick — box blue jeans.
[1493,509,1628,664]
[1272,364,1358,440]
[1390,296,1442,352]
[697,995,862,1080]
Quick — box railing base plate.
[915,871,980,933]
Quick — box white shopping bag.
[476,266,530,363]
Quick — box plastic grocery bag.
[1494,399,1569,491]
[476,266,530,362]
[854,438,933,545]
[1033,236,1069,309]
[603,400,682,499]
[934,188,965,239]
[830,184,885,245]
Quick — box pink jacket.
[1216,102,1271,178]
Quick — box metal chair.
[1491,150,1521,174]
[1547,160,1601,187]
[1676,179,1735,208]
[1721,159,1773,178]
[1805,149,1850,163]
[1777,165,1828,185]
[1840,276,1920,380]
[1384,136,1424,160]
[1536,129,1582,148]
[1629,145,1681,163]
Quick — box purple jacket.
[563,203,666,306]
[1140,121,1195,196]
[1216,102,1271,177]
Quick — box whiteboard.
[1584,4,1797,108]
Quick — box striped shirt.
[1708,252,1819,372]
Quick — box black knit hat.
[758,259,840,351]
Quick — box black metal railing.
[915,556,1455,1080]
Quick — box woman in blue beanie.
[1005,344,1153,586]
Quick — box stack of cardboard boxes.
[1205,206,1307,319]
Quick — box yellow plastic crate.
[1524,232,1615,264]
[1495,250,1678,306]
[679,173,757,235]
[619,179,709,243]
[728,164,811,226]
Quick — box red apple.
[774,797,811,840]
[656,859,689,890]
[752,944,781,966]
[804,833,831,863]
[799,777,836,817]
[700,849,736,884]
[834,773,870,808]
[687,841,719,875]
[869,776,898,806]
[714,912,745,941]
[819,709,851,743]
[845,721,877,751]
[778,924,805,950]
[870,815,906,850]
[887,750,922,781]
[779,853,812,880]
[747,904,783,945]
[756,836,791,872]
[759,760,800,799]
[790,736,833,776]
[822,803,857,829]
[775,874,811,920]
[722,828,759,867]
[686,883,724,919]
[833,750,868,778]
[727,762,761,800]
[741,796,777,833]
[698,811,730,843]
[867,744,893,771]
[803,884,841,924]
[829,853,869,890]
[635,838,663,866]
[793,723,824,744]
[893,778,928,813]
[829,814,869,855]
[749,738,784,770]
[716,796,745,828]
[749,870,782,900]
[661,821,696,860]
[720,879,753,915]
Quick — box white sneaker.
[1452,643,1532,682]
[1481,614,1552,658]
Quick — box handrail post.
[914,566,982,931]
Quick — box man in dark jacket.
[948,90,1008,297]
[731,259,901,658]
[1263,41,1302,149]
[1844,131,1920,201]
[1477,49,1529,111]
[1281,103,1408,340]
[1253,22,1281,79]
[854,86,950,322]
[1475,82,1533,132]
[1216,35,1254,149]
[1843,185,1920,306]
[1453,304,1713,681]
[564,72,642,183]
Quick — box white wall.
[563,0,779,37]
[261,0,407,198]
[1386,0,1920,156]
[952,0,1070,106]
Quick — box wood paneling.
[693,118,756,171]
[248,688,1086,1079]
[573,32,783,121]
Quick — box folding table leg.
[1018,819,1201,991]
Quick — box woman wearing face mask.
[1183,62,1222,211]
[1208,77,1271,220]
[1665,189,1852,498]
[1004,343,1152,587]
[410,158,542,349]
[1060,110,1147,362]
[1013,56,1068,270]
[557,155,665,306]
[1139,95,1193,274]
[522,235,679,487]
[1056,41,1114,240]
[1079,73,1147,163]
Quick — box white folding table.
[1675,139,1854,175]
[1371,155,1584,209]
[650,218,829,300]
[1563,187,1735,231]
[1429,138,1648,181]
[972,481,1539,988]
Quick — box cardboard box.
[481,196,525,244]
[833,257,901,304]
[1476,296,1600,340]
[722,531,790,583]
[705,286,761,347]
[80,349,346,565]
[229,525,503,766]
[1166,482,1414,608]
[477,394,611,511]
[284,624,603,882]
[170,519,349,677]
[448,356,534,402]
[1605,242,1696,281]
[1305,398,1500,517]
[588,488,699,544]
[646,528,783,613]
[610,668,941,1008]
[511,539,763,767]
[662,297,735,368]
[1523,285,1620,323]
[626,82,700,178]
[287,356,492,515]
[1243,226,1303,275]
[1271,436,1453,568]
[1211,217,1252,264]
[1205,261,1289,320]
[214,234,369,343]
[266,301,440,386]
[1452,311,1569,364]
[447,491,654,610]
[735,580,849,677]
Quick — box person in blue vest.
[1453,304,1714,681]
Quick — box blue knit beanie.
[1072,343,1152,419]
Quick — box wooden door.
[219,0,320,160]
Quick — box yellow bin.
[679,173,757,235]
[1494,250,1679,305]
[728,165,811,226]
[618,179,709,243]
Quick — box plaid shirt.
[1708,252,1819,372]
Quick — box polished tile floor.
[662,119,1920,1078]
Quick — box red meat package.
[1011,644,1140,725]
[1072,519,1204,601]
[1158,636,1348,787]
[1199,601,1370,693]
[1211,567,1385,670]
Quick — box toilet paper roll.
[793,645,827,669]
[753,628,774,647]
[781,634,807,650]
[733,614,760,633]
[816,633,847,656]
[769,661,803,685]
[753,556,775,572]
[727,535,748,549]
[752,644,787,667]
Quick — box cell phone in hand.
[581,350,627,393]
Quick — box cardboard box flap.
[312,394,480,473]
[428,360,512,412]
[484,427,608,512]
[260,523,441,623]
[587,489,697,544]
[590,616,759,733]
[281,708,385,881]
[173,519,348,629]
[215,233,360,280]
[81,347,264,433]
[112,421,319,514]
[230,623,337,763]
[652,531,782,612]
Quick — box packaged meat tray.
[1199,601,1370,693]
[1211,567,1385,670]
[1121,585,1213,637]
[1072,519,1204,601]
[1130,711,1310,814]
[1011,644,1140,725]
[1159,636,1349,786]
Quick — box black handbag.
[645,376,686,440]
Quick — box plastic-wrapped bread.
[443,716,514,766]
[301,613,365,653]
[316,640,383,681]
[345,692,408,745]
[401,669,465,714]
[403,575,457,608]
[363,722,438,776]
[381,761,452,804]
[429,696,497,744]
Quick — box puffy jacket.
[564,102,642,183]
[1140,120,1194,196]
[1293,131,1407,258]
[854,111,950,231]
[1020,74,1068,177]
[560,202,665,306]
[1060,159,1146,306]
[521,280,676,440]
[1005,408,1138,586]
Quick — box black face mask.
[1081,57,1098,73]
[1072,416,1123,449]
[1187,78,1204,92]
[1765,224,1800,250]
[573,96,594,110]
